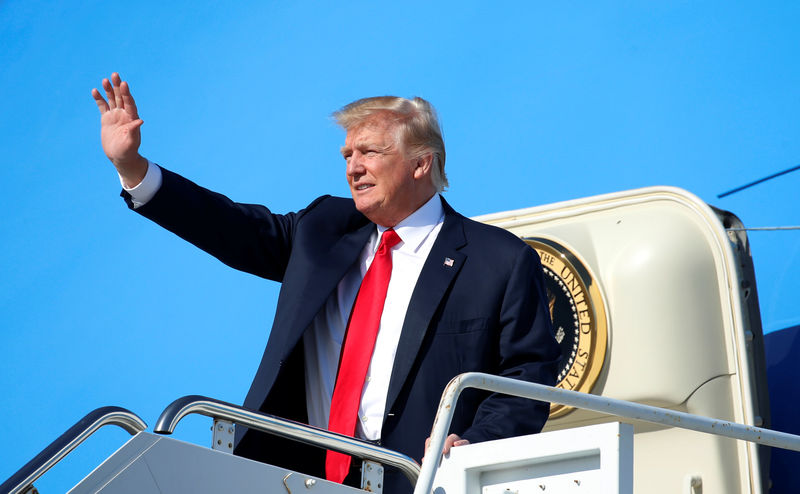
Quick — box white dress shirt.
[122,160,162,208]
[303,194,444,440]
[123,162,445,441]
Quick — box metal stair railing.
[154,395,421,487]
[10,377,798,494]
[0,406,147,494]
[415,372,800,494]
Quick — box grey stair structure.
[68,432,357,494]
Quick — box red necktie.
[326,228,402,483]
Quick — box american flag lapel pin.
[444,257,455,267]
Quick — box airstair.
[4,372,799,494]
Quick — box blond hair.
[333,96,448,192]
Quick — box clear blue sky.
[2,1,799,490]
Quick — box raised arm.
[91,72,148,188]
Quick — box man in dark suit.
[92,73,560,493]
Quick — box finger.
[102,78,116,109]
[442,434,460,455]
[120,81,139,118]
[123,119,144,133]
[111,72,124,109]
[91,88,109,114]
[452,439,469,447]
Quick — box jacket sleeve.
[124,166,327,282]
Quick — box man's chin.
[353,199,375,217]
[354,202,390,226]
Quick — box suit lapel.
[278,221,374,357]
[384,200,467,416]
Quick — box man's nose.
[346,153,364,177]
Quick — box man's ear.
[413,153,434,180]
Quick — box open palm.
[100,103,141,162]
[92,72,147,185]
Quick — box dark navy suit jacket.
[127,168,560,493]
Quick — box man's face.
[341,115,431,227]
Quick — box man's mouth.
[355,184,374,191]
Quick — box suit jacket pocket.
[429,318,494,375]
[434,316,491,335]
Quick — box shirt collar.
[375,194,445,253]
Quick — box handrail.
[414,372,800,494]
[154,395,421,486]
[0,406,147,494]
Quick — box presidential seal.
[524,237,608,418]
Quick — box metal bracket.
[684,474,702,494]
[361,460,384,493]
[212,419,234,453]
